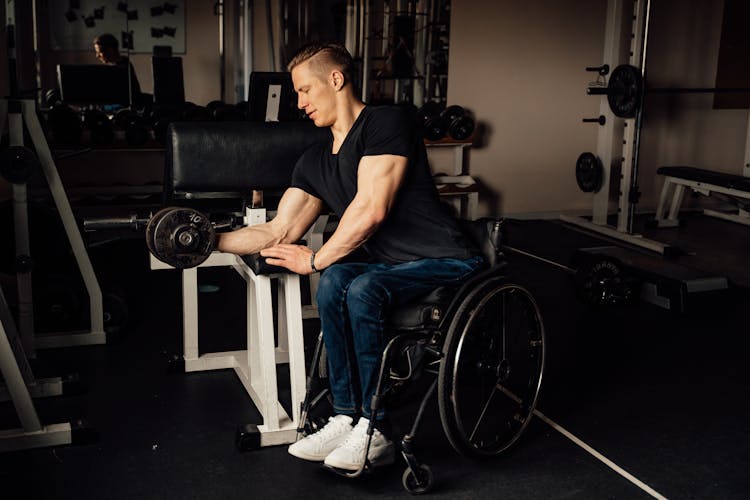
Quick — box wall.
[448,0,749,218]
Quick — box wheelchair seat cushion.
[387,285,457,329]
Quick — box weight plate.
[575,256,635,306]
[146,207,181,257]
[607,64,643,118]
[150,207,215,268]
[1,146,38,184]
[424,116,446,141]
[440,105,465,125]
[448,115,475,141]
[575,152,603,193]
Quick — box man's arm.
[261,154,408,273]
[217,187,323,255]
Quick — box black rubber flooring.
[1,216,749,499]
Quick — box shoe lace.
[308,417,348,444]
[339,423,369,453]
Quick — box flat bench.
[654,166,750,227]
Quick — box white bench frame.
[150,250,306,447]
[654,174,750,227]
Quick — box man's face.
[94,43,117,64]
[291,59,337,127]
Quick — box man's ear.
[331,69,346,91]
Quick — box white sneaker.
[288,415,354,461]
[323,417,395,471]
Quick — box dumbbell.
[181,102,212,122]
[47,103,83,146]
[113,109,149,146]
[417,101,445,141]
[82,109,114,145]
[84,207,216,269]
[440,105,475,141]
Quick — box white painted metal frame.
[0,285,72,452]
[150,251,307,447]
[561,0,672,255]
[654,175,750,227]
[434,174,478,220]
[1,99,105,350]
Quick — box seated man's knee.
[346,274,390,310]
[316,264,357,309]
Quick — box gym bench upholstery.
[152,121,327,447]
[655,166,750,227]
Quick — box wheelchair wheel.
[438,277,545,457]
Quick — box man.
[217,41,484,471]
[93,33,143,105]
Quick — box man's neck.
[330,94,366,147]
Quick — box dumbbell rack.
[426,139,478,220]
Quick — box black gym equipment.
[575,152,604,193]
[146,207,216,269]
[441,105,475,141]
[416,102,476,142]
[82,108,114,145]
[0,146,38,184]
[589,63,750,118]
[294,219,545,494]
[46,102,83,146]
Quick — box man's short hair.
[94,33,119,49]
[287,41,354,86]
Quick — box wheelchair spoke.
[469,375,503,443]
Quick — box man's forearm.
[216,222,287,255]
[313,200,380,269]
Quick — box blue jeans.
[316,255,485,419]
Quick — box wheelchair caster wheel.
[402,464,433,495]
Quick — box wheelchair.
[296,218,546,495]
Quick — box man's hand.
[260,244,316,275]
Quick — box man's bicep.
[272,187,323,240]
[356,154,408,212]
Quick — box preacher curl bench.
[141,121,545,494]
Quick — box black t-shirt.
[291,105,476,264]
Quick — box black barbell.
[588,64,750,118]
[84,207,217,269]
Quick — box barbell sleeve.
[83,214,150,231]
[585,64,610,75]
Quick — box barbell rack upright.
[561,0,675,255]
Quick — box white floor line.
[533,409,668,500]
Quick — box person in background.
[93,33,143,106]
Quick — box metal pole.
[625,0,652,234]
[361,0,370,102]
[218,0,226,102]
[266,0,276,71]
[243,0,255,100]
[592,0,623,226]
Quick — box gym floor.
[1,211,748,499]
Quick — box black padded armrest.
[240,253,289,275]
[166,121,329,200]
